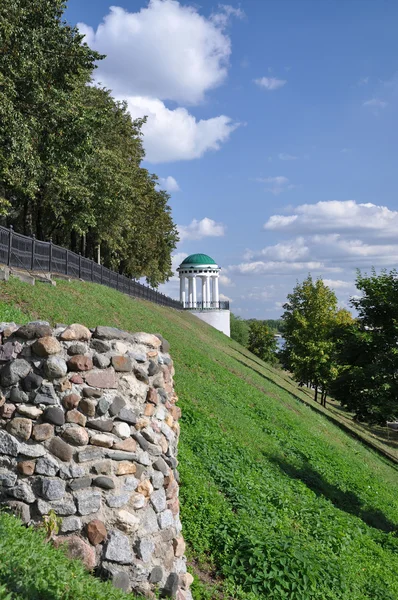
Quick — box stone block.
[74,489,101,515]
[104,530,133,564]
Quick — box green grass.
[1,277,398,599]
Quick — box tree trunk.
[314,386,318,403]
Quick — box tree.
[281,275,340,405]
[331,269,398,424]
[0,0,178,285]
[247,321,277,363]
[230,314,250,347]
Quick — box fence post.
[7,225,13,266]
[49,238,52,273]
[79,253,82,279]
[91,259,94,282]
[116,272,119,290]
[65,249,69,275]
[31,235,36,271]
[101,264,103,284]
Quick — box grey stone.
[150,488,167,513]
[59,463,86,480]
[21,372,43,393]
[106,493,130,508]
[123,476,139,491]
[82,387,103,398]
[135,538,155,563]
[91,460,112,475]
[129,351,146,363]
[96,397,111,416]
[37,496,76,516]
[0,469,17,487]
[142,507,160,534]
[33,383,58,405]
[67,342,88,355]
[94,327,133,342]
[68,476,92,491]
[90,339,111,353]
[36,455,59,476]
[19,441,46,458]
[104,530,133,564]
[2,500,30,523]
[93,476,114,490]
[163,573,179,598]
[7,481,35,503]
[62,425,89,446]
[112,571,130,592]
[154,334,170,353]
[133,367,149,384]
[16,323,52,339]
[0,430,19,456]
[74,489,101,515]
[93,354,111,369]
[1,359,31,387]
[149,566,163,584]
[136,450,151,466]
[44,357,67,380]
[153,457,169,476]
[61,516,82,533]
[43,406,65,426]
[49,437,73,462]
[133,432,149,451]
[104,450,139,461]
[141,427,157,444]
[41,478,65,501]
[151,471,164,490]
[76,446,103,463]
[165,456,178,469]
[158,509,174,530]
[108,396,126,417]
[10,387,29,403]
[148,360,161,376]
[86,419,113,432]
[117,407,137,424]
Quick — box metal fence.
[0,225,183,310]
[183,300,230,310]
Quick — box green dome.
[181,253,217,265]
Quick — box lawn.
[1,277,398,599]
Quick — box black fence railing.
[183,300,230,310]
[0,225,183,310]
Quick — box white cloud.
[253,77,287,91]
[358,76,369,85]
[278,153,298,160]
[323,279,355,291]
[219,274,234,286]
[228,260,339,276]
[178,217,226,242]
[264,200,398,239]
[125,96,238,163]
[219,292,232,302]
[158,176,180,192]
[363,98,388,109]
[78,1,241,164]
[79,1,236,104]
[256,176,295,195]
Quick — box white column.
[180,275,186,307]
[192,275,197,307]
[201,277,206,308]
[214,276,219,305]
[188,277,193,308]
[206,276,211,308]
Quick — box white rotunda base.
[190,309,230,337]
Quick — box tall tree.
[281,275,339,404]
[247,321,277,363]
[331,269,398,424]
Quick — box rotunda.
[177,253,230,336]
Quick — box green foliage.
[230,313,249,347]
[331,269,398,424]
[1,278,398,600]
[0,512,134,600]
[0,0,178,285]
[247,320,277,363]
[0,302,29,324]
[281,275,345,403]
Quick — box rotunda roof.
[180,254,217,266]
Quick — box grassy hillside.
[1,277,398,600]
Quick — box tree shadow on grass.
[270,453,397,534]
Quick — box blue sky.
[66,0,398,317]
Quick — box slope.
[1,277,398,600]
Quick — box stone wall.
[0,321,192,599]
